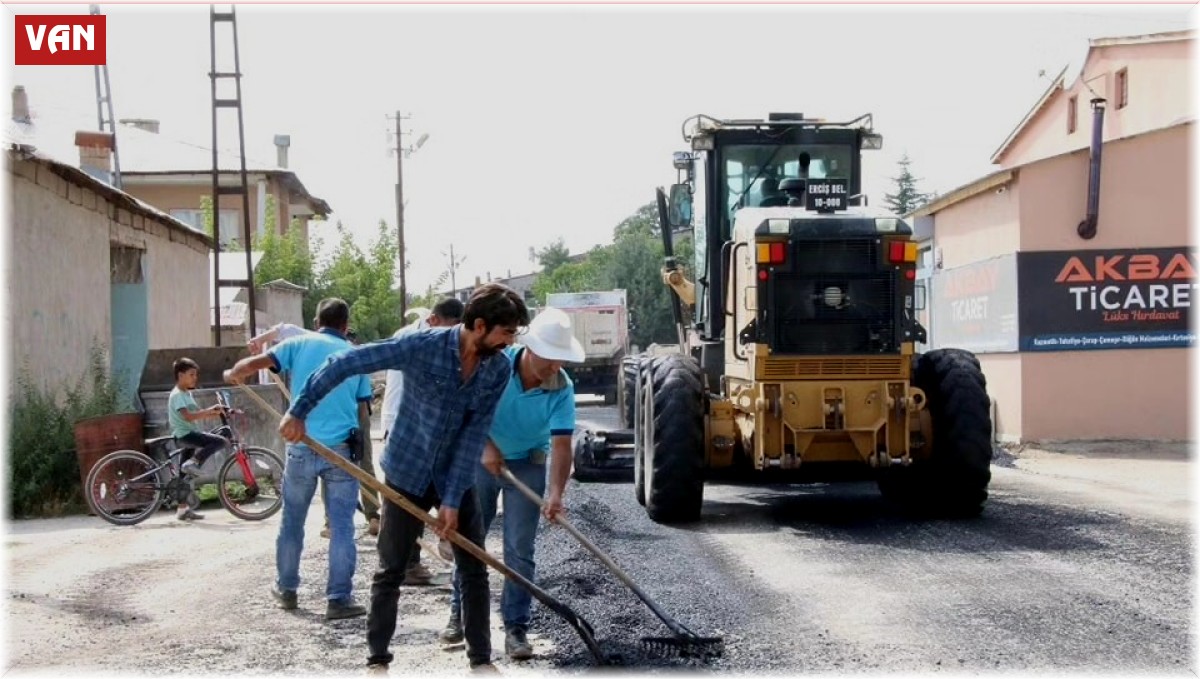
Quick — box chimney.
[75,130,114,180]
[119,118,159,134]
[11,86,29,123]
[274,134,291,169]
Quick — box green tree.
[526,201,696,349]
[256,207,317,320]
[308,220,402,341]
[613,201,660,239]
[533,237,572,276]
[531,251,609,301]
[883,153,932,215]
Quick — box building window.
[1067,95,1078,134]
[170,208,242,245]
[1116,68,1128,109]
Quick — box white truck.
[545,290,629,405]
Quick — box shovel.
[500,466,724,658]
[236,383,608,664]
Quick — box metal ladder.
[89,4,122,189]
[208,4,257,345]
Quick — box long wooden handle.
[500,467,649,600]
[500,466,694,637]
[268,370,383,515]
[237,384,536,593]
[240,383,608,664]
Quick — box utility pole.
[393,110,407,321]
[444,243,467,295]
[388,113,429,321]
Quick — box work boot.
[469,662,499,674]
[505,626,533,660]
[325,598,367,621]
[437,538,454,562]
[403,561,435,586]
[368,516,380,537]
[366,662,389,675]
[271,586,298,611]
[439,613,464,644]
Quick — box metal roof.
[5,101,331,216]
[5,142,210,246]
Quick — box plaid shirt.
[288,325,511,509]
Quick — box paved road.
[5,405,1191,675]
[532,407,1193,673]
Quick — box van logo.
[14,15,106,65]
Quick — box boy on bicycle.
[169,357,230,521]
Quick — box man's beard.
[475,338,502,357]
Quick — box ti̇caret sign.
[1016,247,1197,351]
[931,254,1019,353]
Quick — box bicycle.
[85,390,285,526]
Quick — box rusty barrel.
[74,413,145,504]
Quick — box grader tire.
[632,357,655,506]
[645,354,705,524]
[618,355,643,429]
[882,348,993,517]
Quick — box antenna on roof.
[89,5,122,189]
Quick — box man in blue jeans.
[444,306,584,660]
[224,298,373,622]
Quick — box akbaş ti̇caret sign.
[1017,248,1196,351]
[932,254,1019,353]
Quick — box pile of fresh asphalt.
[529,481,791,670]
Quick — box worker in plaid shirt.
[278,283,530,672]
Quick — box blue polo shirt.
[489,346,576,460]
[269,328,372,448]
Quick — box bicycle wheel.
[217,447,284,521]
[85,450,165,526]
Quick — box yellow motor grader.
[575,112,993,523]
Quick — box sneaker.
[505,626,533,661]
[271,586,298,611]
[368,516,380,537]
[439,613,464,644]
[180,459,201,477]
[325,598,367,621]
[366,662,389,675]
[469,662,499,674]
[402,562,435,586]
[176,509,205,521]
[437,538,454,562]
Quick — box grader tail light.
[887,240,919,280]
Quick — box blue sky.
[6,3,1193,291]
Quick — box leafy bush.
[8,347,128,518]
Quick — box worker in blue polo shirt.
[442,306,584,661]
[224,298,373,622]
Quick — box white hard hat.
[520,307,585,363]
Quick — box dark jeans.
[178,431,228,466]
[367,480,490,667]
[450,456,546,629]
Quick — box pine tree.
[883,153,932,215]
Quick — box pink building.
[911,30,1193,443]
